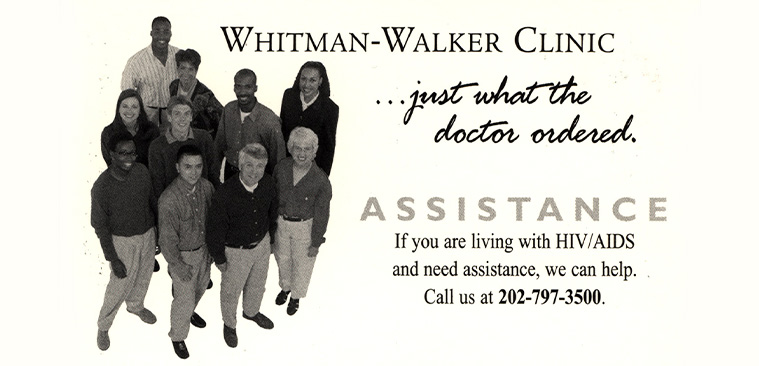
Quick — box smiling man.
[91,132,158,351]
[121,16,179,127]
[207,143,278,348]
[149,95,218,195]
[215,69,285,180]
[158,144,215,359]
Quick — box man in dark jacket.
[207,143,278,348]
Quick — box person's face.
[299,68,322,101]
[176,154,203,186]
[119,96,140,125]
[178,61,197,87]
[239,155,266,186]
[110,140,137,172]
[233,74,257,110]
[168,104,193,137]
[290,138,316,168]
[150,20,172,50]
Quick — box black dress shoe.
[155,245,161,255]
[172,340,189,359]
[190,312,206,328]
[153,259,160,272]
[287,298,300,316]
[223,325,237,348]
[275,290,290,305]
[242,312,274,329]
[206,279,213,289]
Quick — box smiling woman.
[169,49,223,138]
[280,61,339,176]
[100,89,160,168]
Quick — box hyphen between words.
[219,26,614,53]
[403,75,635,144]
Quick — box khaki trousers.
[274,217,317,299]
[167,246,211,341]
[97,227,156,331]
[220,234,270,328]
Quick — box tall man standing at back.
[215,69,285,180]
[122,16,178,127]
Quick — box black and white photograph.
[6,0,758,364]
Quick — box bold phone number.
[498,289,604,305]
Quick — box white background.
[2,0,757,365]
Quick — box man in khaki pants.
[91,131,158,351]
[158,144,215,359]
[207,143,278,348]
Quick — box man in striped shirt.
[122,16,178,127]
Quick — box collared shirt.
[121,45,179,108]
[240,110,251,126]
[274,158,332,247]
[158,177,215,266]
[240,176,258,193]
[91,164,156,261]
[300,91,319,111]
[215,99,286,174]
[166,125,195,144]
[206,174,278,264]
[148,127,219,195]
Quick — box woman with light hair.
[272,127,332,315]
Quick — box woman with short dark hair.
[169,48,223,138]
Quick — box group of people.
[91,16,339,359]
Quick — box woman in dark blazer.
[279,61,339,175]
